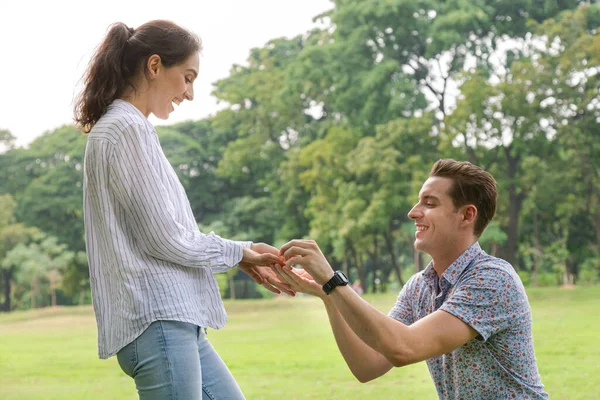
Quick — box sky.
[0,0,332,148]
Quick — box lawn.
[0,286,598,399]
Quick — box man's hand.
[278,239,334,285]
[276,267,325,299]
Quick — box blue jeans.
[116,320,246,400]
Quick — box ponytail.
[74,23,132,133]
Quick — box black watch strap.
[322,270,349,295]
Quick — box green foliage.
[0,129,16,151]
[2,233,76,309]
[578,257,600,285]
[1,1,598,310]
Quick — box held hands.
[240,240,335,298]
[239,243,295,296]
[267,239,336,299]
[279,239,335,285]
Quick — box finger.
[279,239,311,256]
[247,252,283,266]
[267,277,296,296]
[285,255,305,269]
[261,281,281,295]
[258,253,284,266]
[242,266,263,284]
[253,242,280,256]
[281,267,320,296]
[272,264,296,287]
[292,268,314,280]
[281,266,309,286]
[259,268,296,296]
[283,246,311,261]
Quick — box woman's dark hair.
[74,20,201,133]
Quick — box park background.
[1,0,599,398]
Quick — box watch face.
[338,271,349,283]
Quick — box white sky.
[0,0,331,147]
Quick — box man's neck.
[432,239,478,277]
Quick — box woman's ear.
[146,54,162,79]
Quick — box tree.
[0,194,38,311]
[0,129,16,153]
[3,234,75,309]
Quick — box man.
[275,159,548,399]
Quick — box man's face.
[407,177,463,256]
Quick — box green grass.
[0,286,598,399]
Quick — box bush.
[578,258,600,286]
[518,271,560,287]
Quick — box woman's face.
[149,52,199,120]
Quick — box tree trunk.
[532,211,541,288]
[371,236,379,294]
[383,230,404,286]
[349,242,368,294]
[2,270,11,312]
[355,253,368,294]
[228,274,236,300]
[342,257,349,281]
[503,146,523,269]
[242,280,249,298]
[51,288,57,307]
[30,278,37,309]
[593,209,600,253]
[413,248,424,273]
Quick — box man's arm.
[279,268,392,382]
[279,240,479,368]
[328,285,478,367]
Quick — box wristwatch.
[322,270,349,295]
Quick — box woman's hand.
[241,245,282,267]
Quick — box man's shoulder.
[470,253,518,277]
[457,253,527,296]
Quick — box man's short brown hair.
[429,159,498,237]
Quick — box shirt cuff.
[236,241,253,249]
[222,240,252,268]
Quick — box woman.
[75,20,292,399]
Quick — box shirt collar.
[422,242,483,286]
[110,99,149,121]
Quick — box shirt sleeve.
[108,122,246,271]
[388,274,418,325]
[439,265,529,341]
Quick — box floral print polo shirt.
[389,242,548,399]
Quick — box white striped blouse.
[83,100,251,359]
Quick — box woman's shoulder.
[89,101,150,143]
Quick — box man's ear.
[146,54,162,79]
[461,204,478,229]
